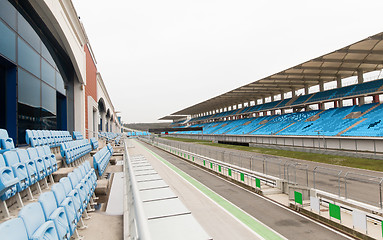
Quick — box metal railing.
[143,136,383,209]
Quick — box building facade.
[0,0,120,145]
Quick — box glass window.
[0,21,16,62]
[17,13,40,53]
[18,37,40,78]
[0,0,16,30]
[18,68,40,107]
[41,59,55,87]
[41,82,56,115]
[41,43,56,67]
[56,72,66,95]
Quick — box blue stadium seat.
[0,154,18,200]
[16,149,39,186]
[26,148,47,180]
[36,130,48,146]
[18,202,59,240]
[36,146,53,175]
[3,151,29,192]
[0,129,15,150]
[43,146,58,172]
[0,218,29,240]
[38,192,70,240]
[51,183,78,236]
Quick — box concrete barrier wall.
[170,134,383,157]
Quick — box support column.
[336,75,342,88]
[319,80,324,92]
[358,70,365,105]
[304,84,309,95]
[353,98,358,106]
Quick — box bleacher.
[180,101,383,137]
[0,127,119,239]
[0,161,97,239]
[90,138,99,151]
[25,130,73,149]
[60,139,92,167]
[73,131,84,140]
[93,144,113,177]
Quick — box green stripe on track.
[136,141,285,240]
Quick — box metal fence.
[145,136,383,209]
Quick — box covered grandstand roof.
[172,32,383,115]
[158,115,187,121]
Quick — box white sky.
[73,0,383,123]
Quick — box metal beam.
[336,49,383,54]
[312,58,383,65]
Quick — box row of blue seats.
[0,161,97,239]
[60,140,92,166]
[99,132,123,144]
[182,102,383,137]
[26,130,72,148]
[93,144,113,177]
[0,146,57,202]
[73,131,84,140]
[126,132,150,136]
[90,138,99,150]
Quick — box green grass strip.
[163,136,383,172]
[137,141,285,240]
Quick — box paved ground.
[129,139,263,240]
[157,138,383,207]
[137,139,353,240]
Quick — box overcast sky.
[73,0,383,123]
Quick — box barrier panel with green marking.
[294,191,302,205]
[256,178,261,189]
[329,203,341,221]
[240,173,245,181]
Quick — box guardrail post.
[344,173,348,199]
[380,180,383,209]
[250,156,253,171]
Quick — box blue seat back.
[68,172,79,188]
[26,148,39,160]
[18,202,46,238]
[38,192,58,220]
[0,218,29,240]
[36,146,46,158]
[43,146,53,156]
[3,150,21,167]
[51,183,67,206]
[59,177,73,195]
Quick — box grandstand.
[164,33,383,156]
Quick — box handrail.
[123,139,152,240]
[141,136,278,188]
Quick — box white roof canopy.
[172,32,383,115]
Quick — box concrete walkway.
[128,139,265,240]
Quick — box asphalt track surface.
[157,139,383,208]
[141,141,352,240]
